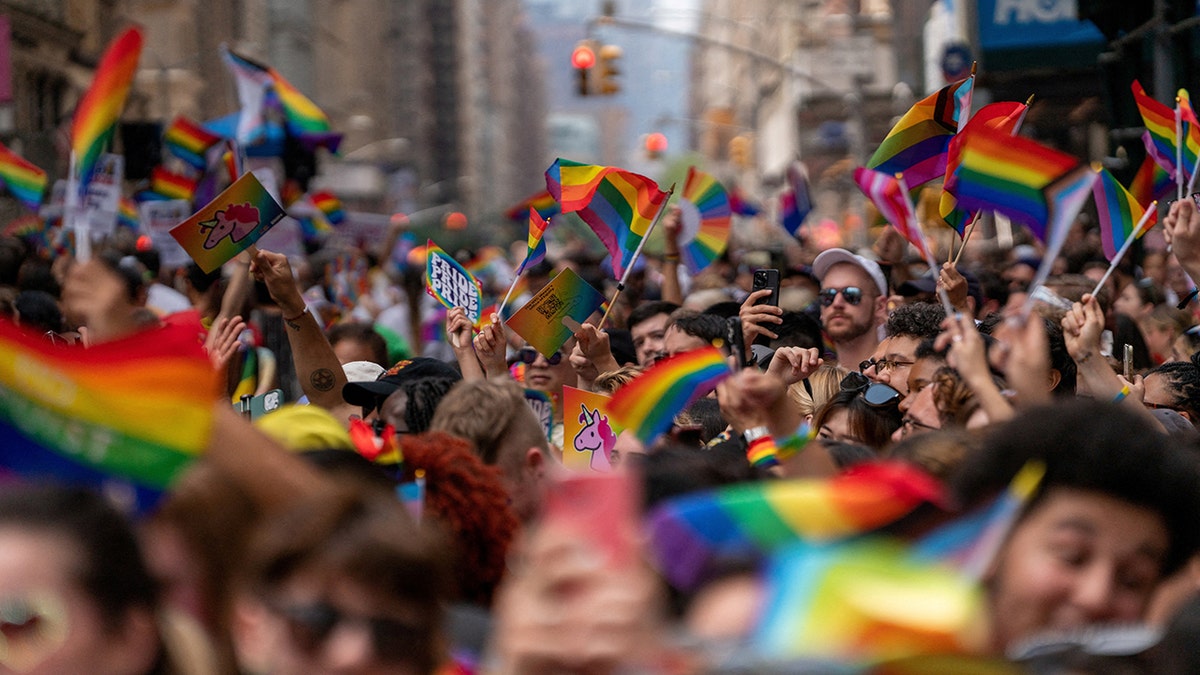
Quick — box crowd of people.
[2,190,1200,675]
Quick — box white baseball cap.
[812,248,888,297]
[342,360,386,383]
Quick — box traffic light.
[644,132,668,159]
[571,41,596,96]
[597,44,622,95]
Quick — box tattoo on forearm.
[310,368,336,392]
[286,318,301,332]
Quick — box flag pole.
[65,151,90,263]
[599,183,677,327]
[952,212,981,265]
[897,173,955,316]
[1176,98,1184,202]
[496,268,524,319]
[1090,201,1157,297]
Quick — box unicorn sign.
[563,386,622,473]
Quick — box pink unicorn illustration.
[575,404,616,472]
[197,202,260,249]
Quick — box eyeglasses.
[269,599,427,663]
[840,371,903,407]
[516,347,563,366]
[859,356,916,374]
[901,416,939,433]
[818,286,864,307]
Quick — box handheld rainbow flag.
[545,159,669,279]
[939,100,1029,235]
[1093,167,1158,262]
[117,196,140,231]
[1178,89,1200,188]
[608,346,730,443]
[267,69,342,152]
[220,46,342,152]
[854,167,921,251]
[71,26,143,195]
[0,319,219,512]
[646,461,945,590]
[866,74,973,189]
[519,208,549,274]
[310,190,345,225]
[504,189,561,222]
[0,142,48,211]
[1130,148,1174,206]
[951,125,1084,242]
[162,116,222,171]
[1132,80,1181,182]
[149,166,199,202]
[678,167,731,273]
[756,538,989,661]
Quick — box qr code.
[534,293,565,320]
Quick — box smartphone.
[1123,344,1134,380]
[752,268,781,307]
[725,316,747,370]
[541,471,639,570]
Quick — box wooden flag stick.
[952,212,981,265]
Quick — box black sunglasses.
[517,347,563,366]
[269,600,426,663]
[818,286,864,307]
[840,371,902,407]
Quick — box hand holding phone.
[1123,343,1134,380]
[752,268,781,307]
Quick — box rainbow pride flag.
[1132,80,1181,181]
[646,461,945,590]
[162,116,222,171]
[608,346,729,443]
[1093,167,1157,262]
[221,46,273,144]
[939,100,1029,234]
[1178,89,1200,179]
[504,189,561,222]
[1130,151,1173,206]
[518,208,549,274]
[854,167,923,253]
[951,125,1083,242]
[867,75,973,189]
[71,26,143,194]
[0,142,47,211]
[545,159,669,279]
[310,190,345,225]
[117,196,140,231]
[268,70,341,152]
[0,319,219,512]
[150,166,198,202]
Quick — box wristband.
[777,422,816,460]
[1112,384,1131,403]
[743,427,778,468]
[283,307,308,323]
[664,252,680,262]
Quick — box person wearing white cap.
[811,248,889,370]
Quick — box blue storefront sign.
[977,0,1106,70]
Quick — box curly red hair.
[400,431,519,606]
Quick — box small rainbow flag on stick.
[162,116,222,171]
[1093,167,1157,262]
[150,166,199,202]
[609,346,730,443]
[310,190,345,225]
[866,74,973,189]
[646,461,946,590]
[505,189,561,222]
[1130,148,1174,206]
[1132,80,1181,183]
[0,142,47,211]
[545,159,669,279]
[939,99,1029,235]
[71,26,143,194]
[0,320,219,512]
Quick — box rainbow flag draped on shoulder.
[866,74,973,189]
[0,321,219,512]
[545,159,668,279]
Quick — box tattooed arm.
[252,249,354,420]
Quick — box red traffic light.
[571,44,596,69]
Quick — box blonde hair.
[593,365,643,395]
[787,363,849,418]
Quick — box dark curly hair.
[885,302,946,340]
[1146,351,1200,422]
[400,431,519,607]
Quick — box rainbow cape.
[866,75,973,189]
[608,346,730,443]
[545,159,668,279]
[646,461,945,590]
[71,26,143,194]
[1132,80,1181,181]
[505,189,561,222]
[162,116,222,171]
[0,320,219,512]
[1093,167,1157,262]
[939,100,1029,235]
[0,141,48,211]
[951,125,1084,242]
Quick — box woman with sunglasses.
[512,341,576,449]
[811,372,903,451]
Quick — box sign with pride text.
[425,241,482,323]
[170,172,285,273]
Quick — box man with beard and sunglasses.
[812,249,889,369]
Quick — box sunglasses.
[517,347,563,366]
[269,600,427,663]
[840,371,903,407]
[818,286,864,307]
